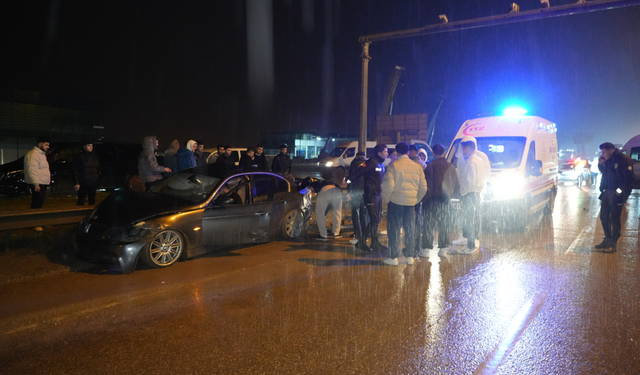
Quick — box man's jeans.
[461,193,481,249]
[387,202,416,259]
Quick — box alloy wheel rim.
[285,211,302,238]
[149,230,182,266]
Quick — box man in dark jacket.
[271,144,291,175]
[348,151,368,251]
[595,142,634,252]
[73,141,101,205]
[420,144,459,258]
[254,145,268,170]
[239,147,258,168]
[350,144,388,251]
[194,140,209,166]
[215,145,236,174]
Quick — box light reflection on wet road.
[0,186,638,374]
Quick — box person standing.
[176,140,197,172]
[194,140,209,166]
[381,142,427,266]
[348,151,368,250]
[453,136,487,254]
[254,145,268,170]
[420,144,459,258]
[215,145,236,174]
[163,139,180,177]
[594,142,633,252]
[351,144,388,252]
[315,166,347,240]
[24,137,51,209]
[271,144,292,175]
[138,136,171,191]
[240,147,258,168]
[73,141,101,206]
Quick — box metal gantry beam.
[357,0,640,151]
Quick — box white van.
[621,134,640,189]
[447,115,559,230]
[319,141,378,168]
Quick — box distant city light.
[316,137,321,141]
[503,107,528,116]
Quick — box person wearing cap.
[271,144,291,174]
[420,144,459,258]
[381,142,427,266]
[73,141,101,205]
[348,151,368,249]
[24,137,51,208]
[452,136,487,254]
[594,142,633,252]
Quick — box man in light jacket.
[24,137,51,209]
[453,136,487,254]
[381,142,427,266]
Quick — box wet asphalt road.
[0,185,639,374]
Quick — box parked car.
[558,159,591,186]
[0,142,141,195]
[73,167,312,273]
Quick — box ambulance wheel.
[543,186,556,215]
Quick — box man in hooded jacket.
[138,136,171,191]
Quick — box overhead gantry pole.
[356,0,640,151]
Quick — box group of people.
[22,138,102,209]
[313,138,633,265]
[314,140,483,266]
[137,136,293,191]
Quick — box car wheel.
[141,230,184,268]
[282,209,304,239]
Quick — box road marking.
[474,292,547,375]
[3,324,38,335]
[566,229,589,254]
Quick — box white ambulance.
[621,134,640,189]
[447,114,559,231]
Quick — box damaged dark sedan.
[73,166,312,273]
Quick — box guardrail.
[1,208,92,250]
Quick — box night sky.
[1,0,639,153]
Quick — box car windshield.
[328,147,346,157]
[152,171,221,203]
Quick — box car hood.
[90,190,200,227]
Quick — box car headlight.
[102,222,156,243]
[301,189,313,209]
[325,161,334,167]
[489,177,526,199]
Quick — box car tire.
[140,230,184,268]
[282,209,304,239]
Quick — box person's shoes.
[452,236,467,246]
[438,247,449,257]
[314,235,328,241]
[406,257,415,265]
[358,243,373,253]
[458,247,476,255]
[371,240,388,252]
[349,238,359,245]
[332,234,342,239]
[594,240,610,249]
[418,249,431,258]
[382,258,399,266]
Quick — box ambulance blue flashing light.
[502,107,528,116]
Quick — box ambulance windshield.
[477,137,526,169]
